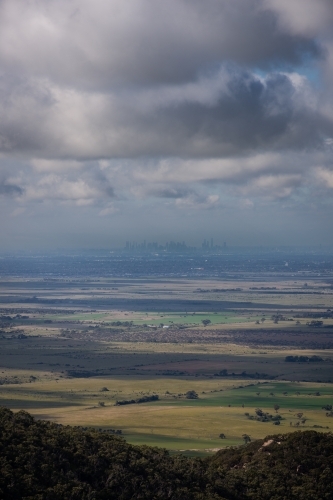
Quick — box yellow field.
[1,373,332,453]
[1,274,333,454]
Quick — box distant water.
[0,250,333,279]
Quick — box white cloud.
[30,159,84,172]
[24,175,102,204]
[0,0,332,247]
[10,207,26,217]
[263,0,333,35]
[99,204,119,216]
[315,167,333,189]
[0,0,321,88]
[175,194,220,210]
[237,174,302,200]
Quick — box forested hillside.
[210,431,333,499]
[0,407,332,499]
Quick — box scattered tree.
[242,434,251,444]
[185,390,198,399]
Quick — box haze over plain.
[1,0,333,249]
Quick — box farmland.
[0,251,333,454]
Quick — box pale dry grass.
[1,374,331,452]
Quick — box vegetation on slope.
[0,407,219,500]
[210,431,333,499]
[0,407,333,499]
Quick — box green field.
[0,372,332,455]
[26,310,261,327]
[1,275,333,454]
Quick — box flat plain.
[1,253,333,455]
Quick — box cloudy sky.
[1,0,333,250]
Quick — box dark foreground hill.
[0,408,332,499]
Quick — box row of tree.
[285,355,324,362]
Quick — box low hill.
[210,431,333,499]
[0,407,332,499]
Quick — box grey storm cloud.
[0,67,330,160]
[141,70,329,156]
[0,181,23,196]
[1,0,333,248]
[0,0,323,89]
[0,0,330,162]
[147,187,194,200]
[86,168,115,199]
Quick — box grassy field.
[16,310,267,328]
[1,275,333,454]
[0,372,332,454]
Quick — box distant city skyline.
[124,238,227,251]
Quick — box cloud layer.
[1,0,333,247]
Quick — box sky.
[1,0,333,250]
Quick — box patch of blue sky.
[253,61,321,87]
[295,64,321,86]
